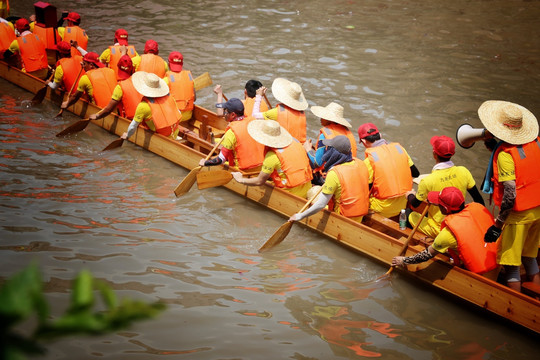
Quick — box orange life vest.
[269,140,313,188]
[242,97,268,117]
[328,159,370,218]
[319,123,358,157]
[85,67,117,108]
[117,77,143,120]
[138,53,166,78]
[276,104,307,143]
[16,33,48,72]
[62,26,88,57]
[442,203,498,274]
[492,137,540,211]
[0,21,15,55]
[227,116,265,170]
[365,142,412,199]
[33,24,61,50]
[145,95,181,137]
[108,45,136,80]
[56,55,84,91]
[166,70,195,112]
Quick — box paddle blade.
[56,120,91,137]
[31,85,48,106]
[102,138,124,151]
[55,108,65,118]
[196,170,232,190]
[193,72,212,91]
[173,167,201,197]
[258,221,294,253]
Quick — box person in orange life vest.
[4,18,48,79]
[303,102,355,185]
[358,122,420,218]
[99,29,140,79]
[252,78,308,144]
[289,135,370,223]
[478,101,540,292]
[56,11,88,57]
[164,51,196,121]
[88,54,142,121]
[231,120,313,198]
[406,135,485,238]
[215,80,268,118]
[199,98,264,171]
[60,52,116,109]
[47,41,84,92]
[132,39,168,78]
[120,71,190,141]
[0,17,15,59]
[392,187,498,274]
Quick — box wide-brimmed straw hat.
[310,102,351,128]
[271,78,308,111]
[247,120,293,149]
[478,100,538,145]
[132,71,169,98]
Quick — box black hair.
[434,153,452,162]
[363,133,381,143]
[245,80,263,98]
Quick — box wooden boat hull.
[1,60,538,335]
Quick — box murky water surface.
[2,0,539,359]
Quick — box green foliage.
[0,264,166,360]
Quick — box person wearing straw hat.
[231,120,312,198]
[61,52,117,110]
[119,71,188,141]
[477,100,540,292]
[164,51,196,121]
[304,102,356,185]
[406,135,485,238]
[393,187,498,275]
[358,122,420,219]
[289,135,370,223]
[251,78,309,143]
[47,41,84,92]
[133,39,169,78]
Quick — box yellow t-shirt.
[76,74,94,99]
[323,162,363,222]
[497,151,515,181]
[261,150,311,197]
[53,64,64,85]
[132,101,155,130]
[431,227,458,253]
[111,84,124,101]
[262,107,278,121]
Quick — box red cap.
[430,135,456,158]
[358,123,379,139]
[83,52,104,68]
[427,187,464,212]
[66,12,81,24]
[115,28,129,45]
[15,18,30,32]
[56,41,71,54]
[117,55,133,80]
[168,51,183,72]
[144,39,159,54]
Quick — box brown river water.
[2,0,540,359]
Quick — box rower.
[199,97,263,172]
[133,39,168,78]
[392,187,498,275]
[358,122,420,219]
[47,41,84,92]
[289,136,370,223]
[406,135,485,238]
[214,80,269,117]
[231,120,312,198]
[57,11,88,57]
[251,78,308,144]
[99,28,140,80]
[164,51,196,121]
[4,18,48,79]
[0,17,15,59]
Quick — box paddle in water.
[101,137,125,152]
[31,71,55,106]
[56,118,91,137]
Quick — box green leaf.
[95,280,117,309]
[69,270,94,312]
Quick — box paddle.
[193,72,212,92]
[173,136,225,197]
[258,186,325,253]
[263,94,272,108]
[101,137,124,152]
[31,71,55,106]
[56,118,91,137]
[55,66,84,117]
[196,169,259,190]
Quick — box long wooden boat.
[1,60,539,335]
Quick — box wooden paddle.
[258,186,325,253]
[56,118,91,137]
[263,94,272,108]
[193,72,212,92]
[55,66,83,117]
[173,136,225,197]
[196,169,259,190]
[31,71,55,106]
[101,137,125,151]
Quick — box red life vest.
[442,203,498,274]
[117,77,143,120]
[227,116,264,170]
[269,140,313,188]
[319,123,358,157]
[16,33,48,72]
[108,45,136,80]
[138,54,166,78]
[328,159,370,218]
[56,55,84,91]
[166,70,195,112]
[0,22,15,56]
[276,104,307,143]
[62,26,88,57]
[145,95,181,137]
[242,97,268,117]
[492,137,540,211]
[365,142,412,199]
[33,24,61,50]
[86,67,117,108]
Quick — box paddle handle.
[58,66,83,116]
[203,135,225,162]
[263,94,272,108]
[297,186,324,216]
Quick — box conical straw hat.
[271,78,308,111]
[310,102,351,128]
[247,120,293,149]
[132,71,169,98]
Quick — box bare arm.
[232,171,270,186]
[89,99,120,120]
